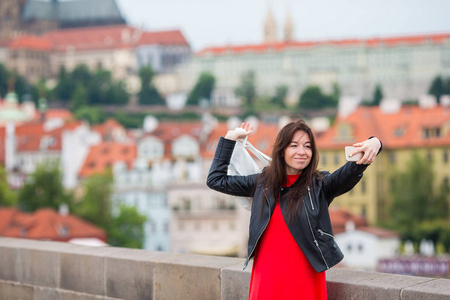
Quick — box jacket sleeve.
[206,137,258,197]
[322,137,383,203]
[322,162,368,203]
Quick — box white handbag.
[227,136,272,210]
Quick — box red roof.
[137,30,189,47]
[8,25,190,52]
[316,105,450,149]
[329,208,399,237]
[0,208,106,242]
[197,33,450,56]
[14,120,82,153]
[91,118,126,141]
[9,35,51,51]
[79,142,137,177]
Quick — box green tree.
[0,63,10,98]
[372,84,383,106]
[71,64,92,88]
[235,70,257,107]
[54,67,76,102]
[70,84,88,111]
[389,152,448,234]
[271,85,288,108]
[74,172,146,248]
[186,72,216,106]
[0,166,17,207]
[108,205,147,248]
[428,75,444,104]
[17,163,73,212]
[138,66,164,105]
[74,105,107,124]
[74,172,113,229]
[298,85,338,110]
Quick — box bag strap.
[244,140,272,165]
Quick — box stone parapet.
[0,237,449,299]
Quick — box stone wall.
[0,238,449,299]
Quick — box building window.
[358,244,364,252]
[443,150,449,164]
[361,205,367,218]
[389,153,396,164]
[427,151,433,163]
[347,244,352,252]
[444,177,449,189]
[361,180,367,194]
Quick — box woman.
[206,119,382,299]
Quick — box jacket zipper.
[307,186,314,210]
[318,229,334,239]
[243,191,271,270]
[304,203,329,269]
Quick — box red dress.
[248,174,327,300]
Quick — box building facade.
[176,33,450,106]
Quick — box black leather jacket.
[207,137,378,273]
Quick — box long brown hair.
[260,119,321,223]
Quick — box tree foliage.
[186,72,216,106]
[389,152,449,249]
[138,66,164,105]
[108,205,147,248]
[74,172,146,248]
[297,85,338,110]
[428,75,450,104]
[271,85,288,108]
[235,70,257,107]
[0,165,17,207]
[17,163,73,212]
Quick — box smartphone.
[345,146,363,162]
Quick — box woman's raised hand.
[225,122,254,141]
[351,137,382,165]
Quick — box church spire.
[264,6,277,44]
[284,10,294,42]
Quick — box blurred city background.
[0,0,449,279]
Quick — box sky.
[115,0,450,51]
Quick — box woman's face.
[284,130,312,175]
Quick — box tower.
[284,10,294,42]
[264,7,277,44]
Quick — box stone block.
[60,292,104,300]
[105,248,177,300]
[60,246,116,296]
[33,286,62,300]
[221,260,251,300]
[154,253,242,300]
[0,281,33,300]
[326,268,433,299]
[401,278,450,300]
[17,248,59,288]
[0,243,18,281]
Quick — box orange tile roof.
[0,208,106,242]
[14,120,82,152]
[316,105,450,149]
[196,33,450,56]
[137,30,189,47]
[150,121,203,158]
[8,35,51,51]
[329,208,399,237]
[79,142,137,177]
[91,118,125,140]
